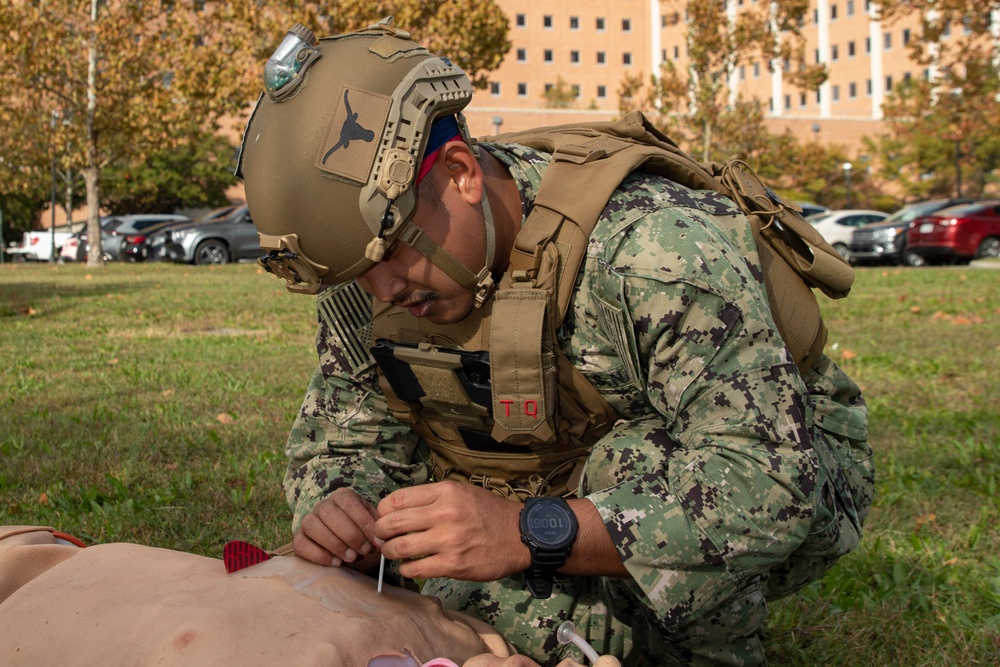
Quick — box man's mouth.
[394,292,436,318]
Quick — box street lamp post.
[843,162,853,207]
[492,115,503,135]
[49,111,59,263]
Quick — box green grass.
[2,261,998,664]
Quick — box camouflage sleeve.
[283,301,426,532]
[578,198,818,627]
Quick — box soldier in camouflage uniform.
[238,20,874,667]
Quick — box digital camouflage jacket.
[282,142,873,654]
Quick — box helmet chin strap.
[396,187,497,308]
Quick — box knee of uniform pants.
[654,583,769,667]
[423,575,632,666]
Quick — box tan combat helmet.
[238,18,497,304]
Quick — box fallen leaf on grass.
[840,349,858,360]
[38,493,49,505]
[951,316,972,325]
[898,294,908,302]
[915,512,937,527]
[943,557,959,566]
[909,306,921,313]
[931,311,950,321]
[164,463,179,471]
[216,413,235,424]
[162,389,174,397]
[107,358,118,365]
[85,274,92,280]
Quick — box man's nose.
[357,262,405,303]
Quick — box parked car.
[163,205,262,265]
[794,201,830,218]
[73,214,190,262]
[907,200,1000,264]
[849,198,978,267]
[122,217,208,262]
[806,209,889,261]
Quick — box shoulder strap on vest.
[486,111,855,372]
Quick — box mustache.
[392,290,437,309]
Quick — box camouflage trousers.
[423,574,768,667]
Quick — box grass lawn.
[1,260,998,665]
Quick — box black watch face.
[523,499,575,548]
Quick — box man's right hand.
[293,487,383,571]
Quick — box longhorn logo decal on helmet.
[316,86,391,184]
[322,89,375,162]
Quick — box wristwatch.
[519,496,578,599]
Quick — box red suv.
[908,200,1000,264]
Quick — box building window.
[885,75,893,91]
[516,48,527,62]
[597,51,606,65]
[597,85,607,98]
[516,14,526,28]
[831,44,839,61]
[673,46,680,59]
[831,4,838,19]
[903,28,911,45]
[942,23,951,37]
[518,83,527,96]
[570,50,580,64]
[848,41,856,57]
[572,84,580,97]
[883,32,891,50]
[866,79,872,96]
[813,9,819,23]
[800,92,807,107]
[865,0,872,10]
[490,82,500,96]
[622,18,632,32]
[833,84,840,101]
[623,52,632,66]
[784,94,791,109]
[849,82,857,98]
[739,65,746,80]
[544,83,553,93]
[543,15,553,29]
[596,17,606,31]
[816,90,822,103]
[865,37,871,53]
[753,62,760,78]
[544,49,553,63]
[815,48,821,64]
[847,0,855,15]
[661,49,667,61]
[570,16,579,30]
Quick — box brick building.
[464,0,941,154]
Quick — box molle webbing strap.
[488,290,553,442]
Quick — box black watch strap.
[519,497,578,600]
[524,566,556,599]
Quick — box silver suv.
[163,205,262,265]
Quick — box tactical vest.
[369,111,854,500]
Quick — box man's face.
[355,187,485,325]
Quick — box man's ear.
[439,141,483,205]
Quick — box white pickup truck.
[5,230,75,262]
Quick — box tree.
[870,0,1000,198]
[542,77,578,109]
[0,1,509,266]
[633,0,824,163]
[100,131,239,214]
